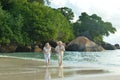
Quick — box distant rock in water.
[66,36,104,52]
[115,44,120,49]
[101,43,116,50]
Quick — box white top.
[43,47,51,54]
[55,45,65,55]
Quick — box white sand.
[0,57,120,80]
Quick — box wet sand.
[0,57,120,80]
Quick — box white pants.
[44,53,51,63]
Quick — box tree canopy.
[0,0,74,46]
[0,5,24,45]
[73,12,116,44]
[57,7,74,22]
[0,0,117,47]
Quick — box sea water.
[1,50,120,72]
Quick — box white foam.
[0,55,44,62]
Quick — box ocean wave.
[0,55,44,62]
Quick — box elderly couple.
[43,41,65,67]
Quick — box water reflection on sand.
[44,67,51,80]
[44,66,64,80]
[58,66,64,78]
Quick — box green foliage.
[27,0,44,3]
[57,7,74,23]
[0,6,12,44]
[0,0,50,11]
[73,21,81,37]
[0,5,25,45]
[0,0,74,46]
[28,0,50,4]
[73,12,116,43]
[0,0,117,49]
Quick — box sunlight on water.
[63,50,120,66]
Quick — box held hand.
[60,49,64,51]
[60,48,65,51]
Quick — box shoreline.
[0,57,120,80]
[0,54,45,62]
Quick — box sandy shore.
[0,57,120,80]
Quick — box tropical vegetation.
[0,0,116,50]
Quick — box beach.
[0,57,120,80]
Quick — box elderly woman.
[43,43,52,66]
[55,41,65,66]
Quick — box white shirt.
[43,47,51,54]
[55,45,65,55]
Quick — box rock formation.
[66,36,104,51]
